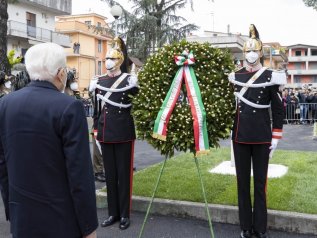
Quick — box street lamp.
[110,5,123,36]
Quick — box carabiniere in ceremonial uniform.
[91,37,138,230]
[228,24,286,238]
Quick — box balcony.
[287,69,317,75]
[18,0,71,15]
[288,55,317,62]
[186,35,245,53]
[7,20,71,48]
[263,48,288,63]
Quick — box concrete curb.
[96,190,317,235]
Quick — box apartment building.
[286,44,317,88]
[7,0,71,57]
[55,13,113,91]
[187,31,287,70]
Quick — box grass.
[132,148,317,214]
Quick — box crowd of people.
[282,87,317,124]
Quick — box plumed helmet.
[243,24,262,52]
[105,37,129,73]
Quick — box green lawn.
[132,148,317,214]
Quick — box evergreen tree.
[0,0,18,74]
[303,0,317,10]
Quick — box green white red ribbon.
[152,50,209,154]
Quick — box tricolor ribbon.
[152,50,209,154]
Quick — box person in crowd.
[0,71,13,98]
[286,93,299,124]
[228,24,286,238]
[0,42,98,238]
[89,76,106,183]
[296,87,310,124]
[307,90,317,122]
[92,37,138,230]
[64,68,81,99]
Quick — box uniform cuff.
[272,128,282,139]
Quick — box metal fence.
[285,103,317,124]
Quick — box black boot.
[119,217,130,230]
[101,216,119,227]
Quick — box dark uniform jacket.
[0,81,98,238]
[231,68,285,143]
[94,74,138,143]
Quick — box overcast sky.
[72,0,317,46]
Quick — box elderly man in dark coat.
[0,42,98,238]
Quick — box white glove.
[269,138,279,159]
[228,72,235,82]
[128,75,138,87]
[89,77,98,92]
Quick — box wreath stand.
[138,155,215,238]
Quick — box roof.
[287,44,317,49]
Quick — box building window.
[85,21,91,26]
[98,61,102,75]
[309,62,317,69]
[305,50,308,56]
[98,40,102,52]
[295,50,301,56]
[294,76,301,83]
[313,76,317,83]
[294,62,302,70]
[97,22,101,27]
[26,12,36,38]
[311,50,317,56]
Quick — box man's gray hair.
[25,42,66,82]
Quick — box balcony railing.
[288,55,317,62]
[287,69,317,75]
[7,20,71,47]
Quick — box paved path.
[0,124,316,237]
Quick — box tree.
[102,0,200,61]
[303,0,317,10]
[0,0,18,74]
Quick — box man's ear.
[57,68,65,82]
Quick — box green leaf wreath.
[132,40,236,157]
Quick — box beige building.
[55,13,113,92]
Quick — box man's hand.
[84,230,97,238]
[269,138,279,159]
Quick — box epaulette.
[269,69,287,85]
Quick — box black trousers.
[233,142,270,233]
[101,141,135,218]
